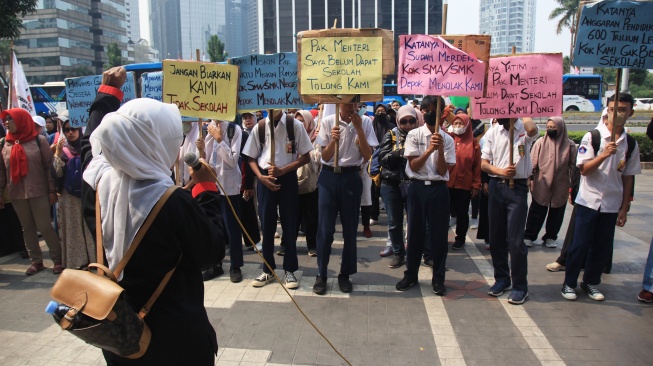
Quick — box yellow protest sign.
[299,37,382,95]
[162,60,239,120]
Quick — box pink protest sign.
[397,35,485,97]
[472,54,563,119]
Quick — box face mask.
[424,111,437,126]
[358,108,367,117]
[547,129,558,138]
[374,113,386,122]
[453,126,466,135]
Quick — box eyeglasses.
[63,128,75,133]
[399,118,416,125]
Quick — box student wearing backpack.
[1,108,63,275]
[53,119,94,270]
[561,93,641,302]
[377,105,417,268]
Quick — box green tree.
[0,40,12,78]
[549,0,580,70]
[207,35,228,62]
[0,0,38,40]
[105,42,124,69]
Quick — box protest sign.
[297,28,394,104]
[299,37,382,95]
[162,60,238,121]
[471,53,563,119]
[230,53,310,112]
[572,1,653,69]
[397,35,485,97]
[65,72,136,127]
[141,71,163,101]
[441,34,491,95]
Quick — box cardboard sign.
[440,34,491,95]
[299,37,382,95]
[230,53,310,112]
[296,28,394,104]
[472,54,563,119]
[397,35,485,97]
[162,60,239,120]
[65,72,136,127]
[141,71,163,101]
[572,1,653,69]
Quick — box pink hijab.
[532,116,571,207]
[295,110,316,142]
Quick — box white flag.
[11,51,36,116]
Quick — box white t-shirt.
[403,125,456,181]
[316,114,378,167]
[575,123,641,213]
[481,119,539,179]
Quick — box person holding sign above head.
[395,96,455,296]
[313,103,378,295]
[561,94,641,302]
[481,116,539,305]
[197,119,245,283]
[242,109,313,289]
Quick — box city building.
[150,0,182,60]
[479,0,536,54]
[178,0,226,60]
[126,0,141,43]
[257,0,442,82]
[225,0,258,58]
[15,0,128,83]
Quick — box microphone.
[184,152,202,171]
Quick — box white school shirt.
[403,125,456,181]
[316,114,378,167]
[242,112,314,170]
[481,119,539,179]
[204,121,242,196]
[575,122,641,213]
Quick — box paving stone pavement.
[1,171,652,365]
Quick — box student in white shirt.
[313,103,378,295]
[395,96,456,296]
[481,117,539,305]
[242,110,313,289]
[562,93,641,302]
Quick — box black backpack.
[257,114,295,154]
[589,129,636,162]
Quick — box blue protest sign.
[572,1,653,69]
[65,72,136,127]
[141,71,163,101]
[230,53,310,112]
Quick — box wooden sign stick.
[195,49,205,159]
[610,68,623,143]
[334,104,341,173]
[269,109,275,167]
[509,45,517,189]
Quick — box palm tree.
[549,0,580,70]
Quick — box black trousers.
[524,200,566,242]
[297,189,318,250]
[488,179,529,292]
[371,182,381,221]
[450,188,472,244]
[0,202,25,256]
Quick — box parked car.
[634,98,653,111]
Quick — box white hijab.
[83,98,182,273]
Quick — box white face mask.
[453,126,467,135]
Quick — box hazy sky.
[138,0,573,56]
[447,0,573,55]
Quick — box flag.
[11,52,36,115]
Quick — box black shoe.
[202,264,224,281]
[396,276,417,291]
[432,281,447,296]
[338,274,353,293]
[388,255,405,268]
[276,248,285,256]
[452,241,465,250]
[423,259,433,267]
[313,276,327,295]
[229,268,242,283]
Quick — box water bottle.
[45,301,97,329]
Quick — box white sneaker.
[469,218,478,229]
[284,271,299,289]
[581,282,605,301]
[255,242,263,251]
[369,219,378,226]
[524,239,533,247]
[252,272,275,287]
[449,217,457,227]
[561,284,577,300]
[545,239,557,248]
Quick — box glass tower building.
[479,0,535,55]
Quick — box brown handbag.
[49,186,178,358]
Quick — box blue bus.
[30,82,67,115]
[562,74,603,112]
[124,62,163,98]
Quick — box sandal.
[52,263,64,275]
[26,262,45,275]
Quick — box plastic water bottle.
[45,301,97,329]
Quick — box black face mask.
[374,113,387,123]
[547,129,558,139]
[424,111,437,126]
